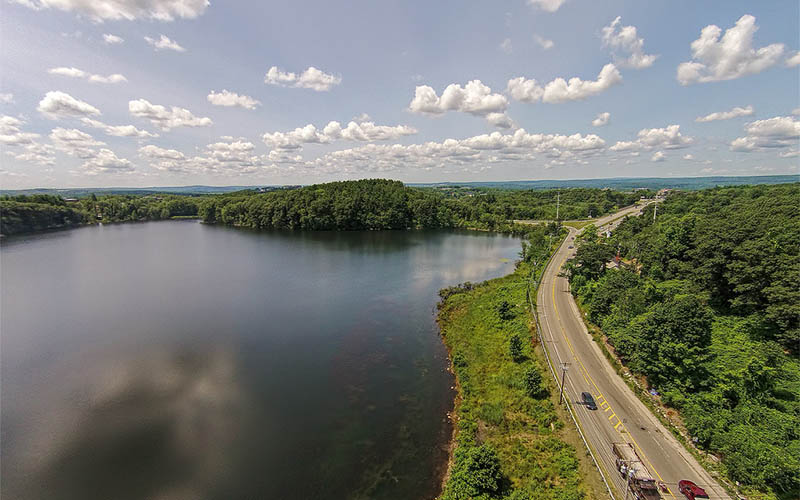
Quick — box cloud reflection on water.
[3,345,247,500]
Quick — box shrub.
[509,334,524,362]
[524,367,544,398]
[498,300,514,321]
[442,445,503,500]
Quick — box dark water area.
[1,221,520,500]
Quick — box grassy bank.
[436,252,604,500]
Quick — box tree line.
[566,183,799,499]
[197,179,643,231]
[0,193,200,235]
[2,180,644,236]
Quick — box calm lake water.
[1,220,520,500]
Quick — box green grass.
[562,220,593,230]
[437,260,597,500]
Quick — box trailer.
[612,442,661,500]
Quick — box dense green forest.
[565,183,800,499]
[437,225,602,500]
[198,179,643,231]
[1,179,643,236]
[0,193,199,235]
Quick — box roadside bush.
[442,445,503,500]
[509,334,524,362]
[498,300,514,321]
[524,367,544,398]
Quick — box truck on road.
[612,442,661,500]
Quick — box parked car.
[678,480,708,500]
[581,392,597,410]
[568,245,574,249]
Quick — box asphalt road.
[536,203,730,500]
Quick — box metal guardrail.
[526,230,618,500]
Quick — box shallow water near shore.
[1,220,520,500]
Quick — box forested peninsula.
[1,179,643,236]
[566,183,799,500]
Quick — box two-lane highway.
[536,204,730,500]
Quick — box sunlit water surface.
[1,221,520,499]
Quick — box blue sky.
[1,0,798,188]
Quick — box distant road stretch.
[537,202,731,500]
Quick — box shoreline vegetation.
[1,179,644,236]
[434,225,605,500]
[565,183,799,500]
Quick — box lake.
[1,221,520,500]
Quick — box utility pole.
[559,362,570,404]
[556,191,560,221]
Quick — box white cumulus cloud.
[651,151,666,162]
[408,80,512,127]
[145,34,185,52]
[139,144,186,161]
[50,127,105,158]
[610,125,693,151]
[49,66,127,83]
[677,15,785,85]
[527,0,566,13]
[129,99,212,131]
[207,90,261,110]
[140,141,274,175]
[0,93,14,104]
[695,105,754,123]
[0,115,40,145]
[786,51,800,67]
[533,35,554,50]
[486,112,515,129]
[730,116,800,152]
[263,120,418,150]
[38,91,101,119]
[264,66,341,91]
[601,16,658,69]
[636,125,694,149]
[305,128,605,175]
[592,112,610,127]
[103,33,124,44]
[11,0,209,22]
[6,141,56,166]
[81,118,158,138]
[500,38,513,54]
[82,149,134,174]
[48,67,86,78]
[508,63,622,104]
[0,116,55,165]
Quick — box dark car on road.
[678,480,708,500]
[581,392,597,410]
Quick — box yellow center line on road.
[550,252,677,499]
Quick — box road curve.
[536,204,730,500]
